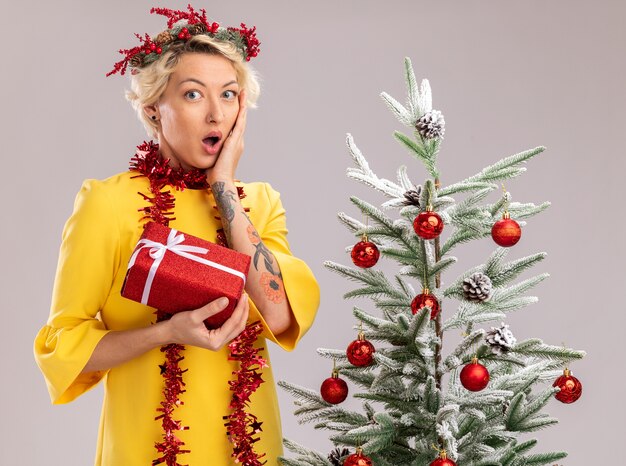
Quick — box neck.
[130,140,209,190]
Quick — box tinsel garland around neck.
[129,140,268,466]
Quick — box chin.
[192,158,216,171]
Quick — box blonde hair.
[125,34,261,138]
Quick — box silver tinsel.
[486,322,517,354]
[462,272,492,302]
[415,109,445,139]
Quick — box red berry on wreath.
[429,450,456,466]
[413,205,444,240]
[351,236,380,268]
[343,447,373,466]
[321,366,348,404]
[553,368,582,404]
[411,288,440,319]
[491,211,521,247]
[460,357,490,391]
[346,328,376,367]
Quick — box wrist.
[209,177,235,187]
[153,320,175,346]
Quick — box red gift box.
[121,222,251,329]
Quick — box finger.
[231,99,248,140]
[210,293,248,338]
[193,296,230,322]
[222,109,245,147]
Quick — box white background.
[2,0,624,464]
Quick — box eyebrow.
[178,78,238,88]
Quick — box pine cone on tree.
[462,272,492,302]
[485,322,516,354]
[401,185,422,207]
[328,447,351,466]
[502,398,511,415]
[416,109,445,139]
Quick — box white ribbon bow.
[127,228,247,305]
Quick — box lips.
[202,131,223,155]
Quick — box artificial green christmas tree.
[278,58,585,466]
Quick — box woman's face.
[148,52,240,171]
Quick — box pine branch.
[524,451,567,465]
[460,146,545,185]
[393,131,439,178]
[439,181,498,197]
[511,339,586,363]
[323,261,406,302]
[344,133,407,199]
[280,438,334,466]
[443,329,486,371]
[504,387,560,432]
[380,92,414,127]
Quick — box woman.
[34,6,320,465]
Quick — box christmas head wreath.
[106,3,260,77]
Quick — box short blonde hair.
[125,33,261,138]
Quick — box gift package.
[121,222,251,329]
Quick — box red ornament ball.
[553,369,583,404]
[347,337,376,366]
[411,292,440,319]
[351,240,380,268]
[430,457,457,466]
[344,451,373,466]
[491,217,521,247]
[460,359,490,391]
[320,374,348,404]
[413,210,444,240]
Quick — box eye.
[222,90,238,100]
[185,90,202,100]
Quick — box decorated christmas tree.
[278,58,585,466]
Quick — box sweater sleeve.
[34,179,119,404]
[247,182,320,351]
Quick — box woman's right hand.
[165,293,250,351]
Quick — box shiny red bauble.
[413,209,444,240]
[346,335,376,367]
[320,373,348,404]
[343,450,373,466]
[411,291,440,319]
[351,240,380,268]
[491,214,521,247]
[430,457,457,466]
[460,358,490,391]
[553,368,583,404]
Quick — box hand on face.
[206,89,247,185]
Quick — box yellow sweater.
[34,170,320,465]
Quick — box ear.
[143,104,159,120]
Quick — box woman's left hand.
[206,89,247,185]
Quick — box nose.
[207,96,225,124]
